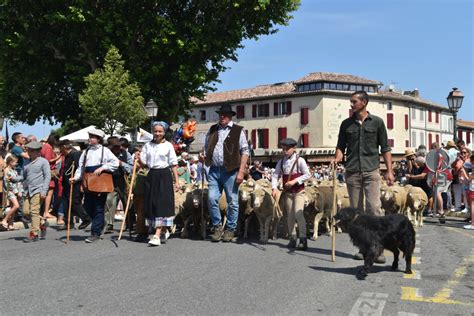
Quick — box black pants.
[62,184,91,224]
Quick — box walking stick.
[200,159,206,240]
[331,167,337,262]
[118,158,138,240]
[66,161,75,243]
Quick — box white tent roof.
[60,125,152,143]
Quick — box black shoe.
[85,235,100,243]
[103,224,114,234]
[464,217,472,223]
[134,234,149,243]
[439,215,446,224]
[288,235,297,249]
[297,237,308,251]
[78,219,91,230]
[210,225,224,242]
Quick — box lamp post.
[144,99,159,129]
[446,87,464,141]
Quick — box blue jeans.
[83,192,107,236]
[208,166,239,231]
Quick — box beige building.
[189,72,467,162]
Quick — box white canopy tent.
[60,125,152,143]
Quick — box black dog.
[335,207,415,278]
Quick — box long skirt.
[144,168,175,228]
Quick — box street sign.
[427,172,447,187]
[426,149,449,173]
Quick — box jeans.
[208,166,239,231]
[83,192,107,236]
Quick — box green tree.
[79,46,147,136]
[0,0,300,125]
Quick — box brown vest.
[205,123,244,172]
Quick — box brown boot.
[210,225,224,242]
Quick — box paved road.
[0,217,473,315]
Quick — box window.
[251,129,268,149]
[412,108,416,120]
[301,107,309,125]
[342,84,349,90]
[404,114,409,129]
[252,103,269,118]
[428,133,432,147]
[387,101,393,111]
[350,84,357,91]
[310,83,316,90]
[277,128,287,147]
[388,139,394,148]
[315,83,322,90]
[199,110,206,121]
[301,133,309,148]
[420,131,425,146]
[420,110,424,121]
[458,130,463,141]
[387,113,394,129]
[236,105,245,119]
[428,110,432,122]
[412,131,417,148]
[273,101,291,116]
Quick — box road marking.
[398,312,419,316]
[444,226,474,239]
[349,292,388,316]
[401,249,474,306]
[412,257,420,265]
[403,270,421,280]
[415,239,420,245]
[413,247,420,254]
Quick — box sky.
[5,0,473,140]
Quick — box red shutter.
[467,132,471,144]
[435,112,439,123]
[263,129,269,149]
[251,129,256,148]
[458,130,463,140]
[428,133,432,146]
[428,110,432,122]
[274,102,279,116]
[435,134,439,145]
[252,104,257,118]
[301,108,309,125]
[405,140,410,147]
[236,105,245,119]
[264,103,269,117]
[388,139,394,147]
[404,114,409,129]
[302,133,309,148]
[278,127,287,147]
[387,113,394,129]
[286,101,292,115]
[349,109,353,117]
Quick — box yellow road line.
[403,270,420,280]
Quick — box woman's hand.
[93,167,104,176]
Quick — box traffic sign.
[426,149,449,173]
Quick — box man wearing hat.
[72,128,119,243]
[331,90,394,262]
[22,141,51,242]
[272,138,311,250]
[204,104,249,242]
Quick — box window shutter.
[302,133,309,148]
[301,108,309,125]
[388,139,394,147]
[263,129,269,149]
[251,129,256,148]
[277,127,287,147]
[404,114,409,129]
[428,133,432,146]
[252,104,257,118]
[286,101,292,115]
[435,134,440,145]
[405,140,410,147]
[428,110,432,122]
[274,102,279,116]
[435,112,439,123]
[458,130,463,141]
[236,105,245,119]
[387,113,394,129]
[466,132,471,144]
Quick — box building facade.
[189,72,467,162]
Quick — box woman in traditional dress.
[140,121,179,246]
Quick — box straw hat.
[445,140,456,149]
[403,148,416,158]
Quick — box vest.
[205,123,243,172]
[281,155,305,194]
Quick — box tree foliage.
[0,0,300,125]
[79,46,147,136]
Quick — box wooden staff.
[118,158,139,240]
[66,161,75,243]
[331,167,337,262]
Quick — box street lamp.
[446,87,464,141]
[144,99,159,128]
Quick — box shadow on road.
[309,264,390,280]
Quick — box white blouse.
[140,141,178,169]
[271,153,311,189]
[74,145,119,180]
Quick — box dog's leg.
[389,246,399,271]
[360,246,381,277]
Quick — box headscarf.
[152,121,169,131]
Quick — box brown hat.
[403,148,416,158]
[445,140,456,149]
[107,138,121,147]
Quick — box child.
[271,138,311,250]
[2,156,23,230]
[464,154,474,230]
